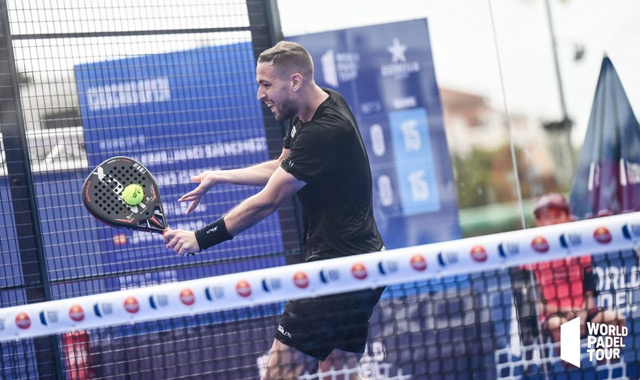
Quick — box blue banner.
[75,43,285,287]
[289,19,461,249]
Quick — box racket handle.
[162,228,196,256]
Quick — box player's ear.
[290,72,303,92]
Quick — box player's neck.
[297,85,329,123]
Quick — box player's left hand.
[163,228,200,256]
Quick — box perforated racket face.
[82,156,167,233]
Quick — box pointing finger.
[186,200,200,215]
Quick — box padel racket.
[81,156,194,255]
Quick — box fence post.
[0,1,64,378]
[246,0,304,264]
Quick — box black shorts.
[275,287,385,361]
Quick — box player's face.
[535,206,571,226]
[256,62,296,121]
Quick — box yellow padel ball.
[122,184,144,206]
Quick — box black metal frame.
[0,1,64,378]
[0,1,299,377]
[247,0,304,264]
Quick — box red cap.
[534,193,570,218]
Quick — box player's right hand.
[178,171,220,215]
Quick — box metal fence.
[0,1,295,378]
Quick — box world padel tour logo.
[320,49,360,87]
[179,289,195,306]
[593,226,612,244]
[437,251,458,267]
[261,278,282,293]
[470,245,488,262]
[124,296,140,314]
[205,286,225,302]
[561,317,628,367]
[15,312,31,330]
[622,223,640,240]
[236,280,252,298]
[293,272,309,289]
[531,236,550,253]
[319,269,340,284]
[69,305,85,322]
[559,232,582,249]
[94,302,113,317]
[410,254,427,271]
[377,260,398,275]
[497,241,519,258]
[351,263,368,280]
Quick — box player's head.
[534,193,571,226]
[256,41,315,121]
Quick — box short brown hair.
[258,41,314,80]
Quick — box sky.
[277,0,640,147]
[8,0,640,147]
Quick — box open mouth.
[265,102,275,112]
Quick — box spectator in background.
[529,193,625,343]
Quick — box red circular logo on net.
[470,245,488,262]
[68,304,85,322]
[351,263,368,280]
[124,296,140,314]
[236,280,252,298]
[593,227,612,244]
[179,288,195,306]
[410,254,427,271]
[15,312,31,330]
[531,236,550,253]
[293,272,309,289]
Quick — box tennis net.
[1,212,639,379]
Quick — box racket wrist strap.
[195,217,233,251]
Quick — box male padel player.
[164,41,385,380]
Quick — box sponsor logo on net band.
[69,304,85,322]
[531,236,550,253]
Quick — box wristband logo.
[593,227,612,244]
[377,259,398,275]
[351,263,368,280]
[437,251,458,268]
[410,254,427,271]
[69,305,85,322]
[319,269,340,284]
[236,280,252,298]
[93,303,113,318]
[0,318,4,332]
[124,296,140,314]
[15,312,31,330]
[622,223,640,240]
[261,278,282,293]
[470,245,488,262]
[498,241,520,258]
[293,272,310,289]
[531,236,550,253]
[149,294,168,309]
[559,232,582,249]
[205,286,225,302]
[179,289,195,306]
[39,310,59,326]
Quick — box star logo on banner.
[387,38,407,63]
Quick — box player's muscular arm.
[180,148,290,214]
[165,167,304,256]
[224,167,305,236]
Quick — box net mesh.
[1,1,639,380]
[1,219,638,379]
